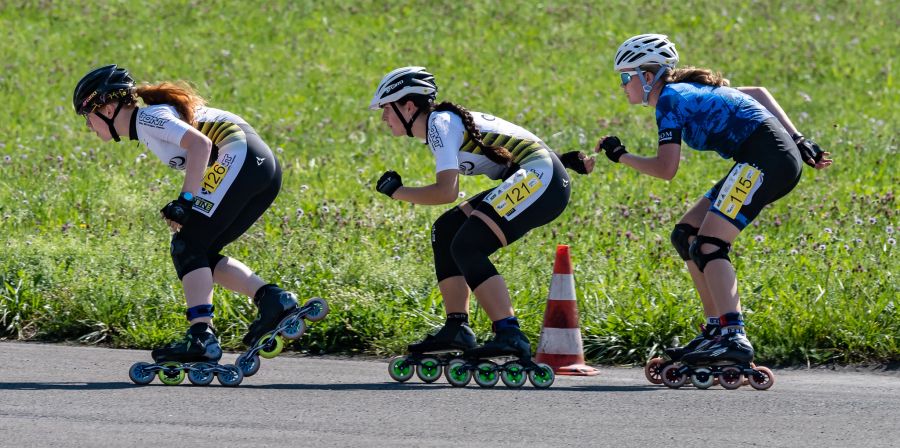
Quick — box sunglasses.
[620,71,639,86]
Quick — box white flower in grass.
[855,217,863,225]
[799,92,812,102]
[869,217,877,224]
[754,235,764,243]
[393,255,401,261]
[295,209,304,218]
[319,205,329,213]
[887,226,894,235]
[790,249,798,255]
[855,238,863,244]
[889,238,897,246]
[300,185,309,192]
[3,155,10,163]
[844,244,850,251]
[818,244,827,251]
[458,192,466,199]
[823,228,833,234]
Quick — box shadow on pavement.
[237,382,660,392]
[0,382,140,390]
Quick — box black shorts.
[703,117,802,230]
[177,126,281,257]
[462,151,570,245]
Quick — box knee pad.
[450,219,501,290]
[432,206,468,282]
[688,235,732,272]
[670,223,699,261]
[170,234,210,280]
[186,304,215,321]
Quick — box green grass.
[0,0,897,365]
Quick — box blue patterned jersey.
[655,83,774,158]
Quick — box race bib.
[201,162,229,194]
[489,170,543,217]
[714,163,763,219]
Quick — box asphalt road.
[1,342,898,447]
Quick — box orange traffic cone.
[535,245,600,376]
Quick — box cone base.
[554,364,601,376]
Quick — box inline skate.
[235,286,329,377]
[644,324,720,385]
[388,322,477,383]
[444,327,555,389]
[128,323,243,387]
[660,331,775,390]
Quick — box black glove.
[598,136,628,163]
[792,132,825,167]
[376,170,402,198]
[558,151,592,175]
[161,192,195,225]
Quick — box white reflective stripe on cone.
[536,327,584,355]
[548,274,575,301]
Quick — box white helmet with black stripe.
[369,66,437,110]
[614,34,679,71]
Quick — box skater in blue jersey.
[597,35,831,389]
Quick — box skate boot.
[661,331,775,390]
[388,322,477,384]
[644,324,720,385]
[445,326,555,389]
[128,323,243,387]
[236,284,329,377]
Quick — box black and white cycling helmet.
[369,66,437,110]
[73,64,136,115]
[73,64,136,142]
[614,34,679,71]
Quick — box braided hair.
[429,102,513,165]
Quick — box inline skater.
[73,65,307,382]
[597,35,831,389]
[371,67,590,387]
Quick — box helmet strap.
[391,102,422,137]
[95,101,126,142]
[636,67,670,106]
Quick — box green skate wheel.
[187,363,215,386]
[644,357,665,385]
[416,357,442,383]
[258,332,284,359]
[500,362,527,388]
[158,362,185,386]
[388,356,415,382]
[528,363,555,389]
[216,364,243,387]
[719,367,743,390]
[302,297,329,322]
[128,362,155,385]
[748,366,775,391]
[237,353,261,377]
[280,316,307,341]
[444,359,471,387]
[473,362,500,388]
[661,364,687,388]
[690,368,715,389]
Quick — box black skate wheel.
[128,362,155,385]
